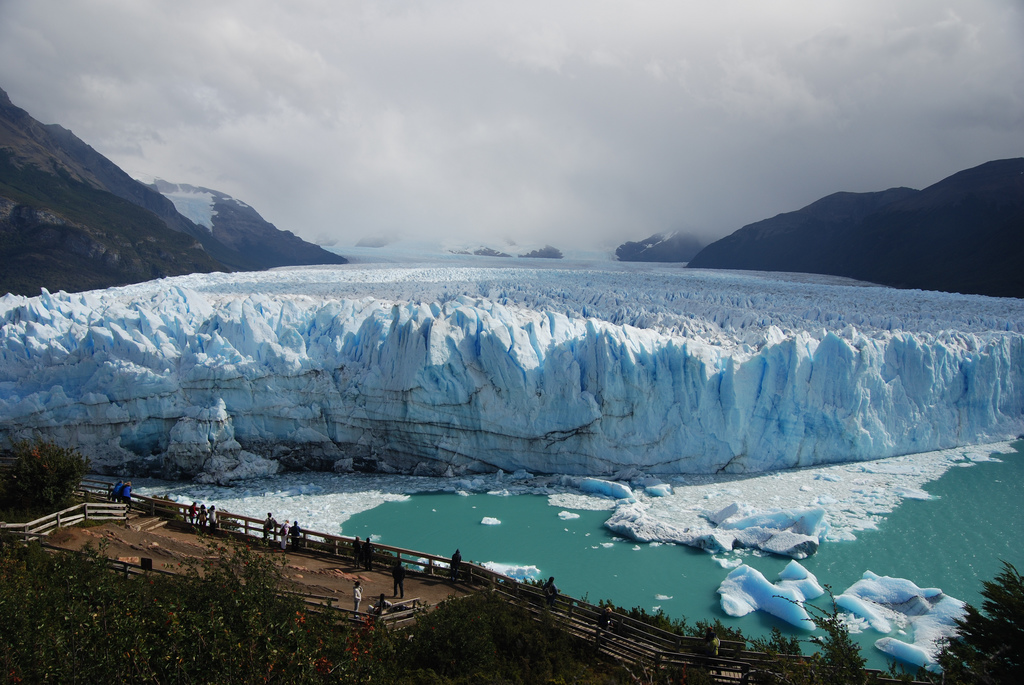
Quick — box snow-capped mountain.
[150,180,347,271]
[2,256,1021,483]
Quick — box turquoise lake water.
[342,441,1024,671]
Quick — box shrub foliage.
[939,561,1024,684]
[1,439,90,513]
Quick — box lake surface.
[340,441,1024,671]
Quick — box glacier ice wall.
[1,265,1023,481]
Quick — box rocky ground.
[45,516,473,612]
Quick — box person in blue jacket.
[121,481,133,511]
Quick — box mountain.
[615,232,704,262]
[151,181,347,271]
[687,159,1024,298]
[519,245,563,259]
[0,87,345,296]
[0,90,228,294]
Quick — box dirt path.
[46,517,473,611]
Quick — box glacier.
[2,257,1023,483]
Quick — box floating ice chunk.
[717,565,816,630]
[845,571,942,606]
[558,511,581,520]
[893,486,932,500]
[875,638,936,672]
[777,560,824,600]
[712,555,743,569]
[481,562,541,582]
[840,571,965,672]
[836,593,892,633]
[579,477,635,502]
[601,542,614,548]
[655,594,673,600]
[481,517,501,525]
[645,484,672,497]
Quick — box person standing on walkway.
[543,576,559,608]
[189,502,198,525]
[263,513,276,546]
[291,520,302,551]
[353,580,362,613]
[363,537,374,570]
[121,481,133,511]
[279,520,290,551]
[352,537,362,567]
[208,505,218,533]
[392,559,406,599]
[450,548,462,581]
[704,628,720,656]
[198,504,207,528]
[109,481,123,502]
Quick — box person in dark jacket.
[263,513,276,546]
[121,481,133,511]
[291,521,302,551]
[450,548,462,581]
[352,536,363,566]
[543,576,559,608]
[392,559,406,598]
[109,481,123,502]
[363,538,374,570]
[372,593,391,617]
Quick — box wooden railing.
[80,477,483,582]
[76,477,929,683]
[0,501,126,541]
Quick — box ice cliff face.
[1,263,1022,482]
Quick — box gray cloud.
[1,0,1021,250]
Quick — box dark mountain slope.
[151,181,347,270]
[615,232,704,262]
[0,87,347,295]
[687,188,918,274]
[0,149,223,295]
[687,159,1024,298]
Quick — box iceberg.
[717,564,820,630]
[481,561,541,582]
[605,498,829,558]
[2,263,1023,483]
[837,571,966,672]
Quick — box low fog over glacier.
[2,256,1023,484]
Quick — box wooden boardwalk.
[15,477,929,684]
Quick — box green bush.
[0,539,390,683]
[938,561,1024,683]
[0,440,90,513]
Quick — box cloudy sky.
[1,1,1021,250]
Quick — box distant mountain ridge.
[0,87,345,296]
[615,232,704,263]
[687,158,1024,298]
[150,180,347,271]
